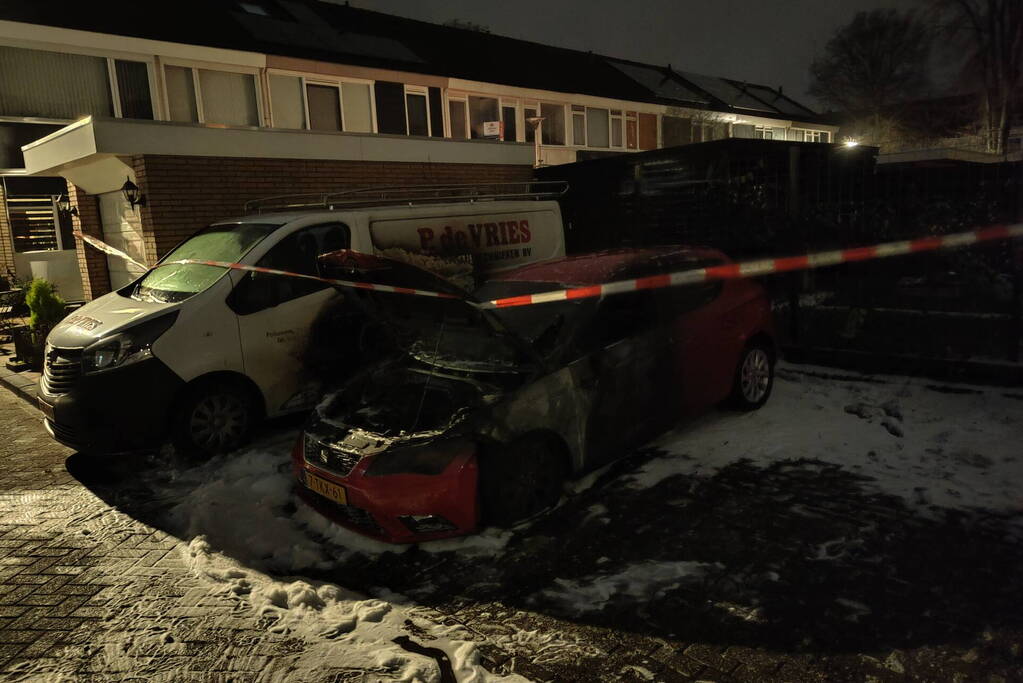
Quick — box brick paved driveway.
[1,375,1022,682]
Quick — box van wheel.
[479,435,569,527]
[172,380,258,456]
[728,342,774,411]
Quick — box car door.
[668,280,734,411]
[228,222,349,416]
[580,290,674,465]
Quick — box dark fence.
[537,140,1023,370]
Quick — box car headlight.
[82,311,178,375]
[364,439,471,477]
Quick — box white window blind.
[269,74,305,129]
[0,45,113,119]
[586,108,609,148]
[165,66,198,123]
[198,70,259,126]
[341,83,373,133]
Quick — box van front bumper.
[38,357,185,453]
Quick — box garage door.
[98,192,148,289]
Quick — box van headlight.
[82,311,178,375]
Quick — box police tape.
[479,223,1023,309]
[75,224,1023,309]
[73,230,150,271]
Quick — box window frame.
[609,109,623,148]
[0,39,161,121]
[538,101,567,146]
[404,84,431,137]
[445,94,469,139]
[499,98,519,142]
[160,59,265,126]
[265,70,377,133]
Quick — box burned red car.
[292,247,775,543]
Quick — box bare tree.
[809,9,931,144]
[930,0,1023,154]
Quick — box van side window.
[229,223,350,315]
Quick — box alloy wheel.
[188,392,249,452]
[740,348,771,404]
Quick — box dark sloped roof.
[0,0,824,122]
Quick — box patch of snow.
[535,560,721,616]
[631,363,1023,527]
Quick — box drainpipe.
[526,116,545,168]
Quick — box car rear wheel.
[729,343,774,411]
[171,380,258,456]
[479,435,569,527]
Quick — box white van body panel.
[47,289,178,349]
[151,273,244,383]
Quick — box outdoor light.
[53,193,77,218]
[121,177,146,209]
[843,139,860,148]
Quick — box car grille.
[307,439,363,478]
[42,347,83,396]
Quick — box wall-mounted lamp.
[53,194,78,218]
[121,177,146,209]
[843,139,860,148]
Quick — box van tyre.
[479,434,569,527]
[728,342,774,411]
[172,380,258,456]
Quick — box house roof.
[0,0,824,122]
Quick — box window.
[229,223,350,314]
[787,128,805,142]
[113,60,153,119]
[165,65,199,122]
[540,103,565,145]
[198,69,259,126]
[0,45,113,119]
[662,115,691,147]
[637,113,657,150]
[405,88,429,136]
[586,107,610,148]
[610,110,623,147]
[166,65,259,126]
[342,82,373,133]
[468,95,499,139]
[7,195,62,252]
[448,99,468,139]
[269,74,305,129]
[754,126,781,140]
[307,84,342,131]
[501,104,517,142]
[805,130,829,142]
[572,105,586,146]
[524,105,538,143]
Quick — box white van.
[38,184,566,455]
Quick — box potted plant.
[10,279,66,371]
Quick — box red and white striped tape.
[477,224,1023,309]
[75,224,1023,309]
[73,230,150,271]
[162,258,460,300]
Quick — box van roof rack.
[244,181,569,215]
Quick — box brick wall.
[0,183,15,285]
[68,184,110,301]
[135,155,534,264]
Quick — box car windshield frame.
[130,222,281,304]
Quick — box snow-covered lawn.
[122,362,1022,681]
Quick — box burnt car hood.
[318,249,541,373]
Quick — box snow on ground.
[535,560,722,616]
[633,363,1023,524]
[113,361,1021,680]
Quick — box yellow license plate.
[305,471,347,505]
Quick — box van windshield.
[132,223,280,303]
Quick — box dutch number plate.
[305,471,347,506]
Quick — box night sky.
[346,0,940,110]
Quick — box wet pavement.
[1,378,1022,681]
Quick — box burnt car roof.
[487,247,729,286]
